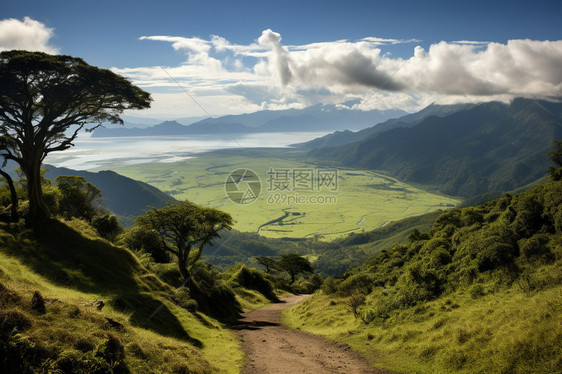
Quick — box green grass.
[284,288,562,374]
[0,221,244,373]
[108,149,459,240]
[283,178,562,373]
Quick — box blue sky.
[1,0,561,118]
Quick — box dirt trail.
[235,295,393,374]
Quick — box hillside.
[296,102,474,149]
[0,219,245,373]
[44,166,176,226]
[207,211,443,276]
[285,176,562,374]
[311,98,562,197]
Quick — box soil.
[235,295,395,374]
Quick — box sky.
[1,0,561,119]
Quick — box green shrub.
[338,273,375,296]
[321,277,339,294]
[230,265,278,301]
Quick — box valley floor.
[235,295,392,374]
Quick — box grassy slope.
[0,220,243,373]
[284,178,562,373]
[109,150,459,240]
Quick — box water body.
[45,131,329,170]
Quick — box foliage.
[135,201,233,280]
[55,175,105,222]
[285,176,562,374]
[0,50,151,223]
[91,214,123,242]
[278,254,314,284]
[229,265,279,301]
[120,226,169,263]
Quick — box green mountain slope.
[311,98,562,197]
[285,176,562,374]
[44,166,176,225]
[0,219,243,373]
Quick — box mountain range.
[306,98,562,197]
[91,104,408,137]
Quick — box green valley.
[108,149,460,240]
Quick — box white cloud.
[0,17,58,53]
[118,31,562,117]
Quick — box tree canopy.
[278,254,314,284]
[0,50,151,223]
[135,201,233,280]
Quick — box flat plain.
[108,149,460,240]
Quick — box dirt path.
[235,295,392,374]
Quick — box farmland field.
[107,149,460,240]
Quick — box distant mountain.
[296,102,475,149]
[91,120,253,137]
[91,105,408,137]
[311,98,562,197]
[44,165,175,225]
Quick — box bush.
[321,277,339,294]
[230,265,278,301]
[338,273,375,296]
[92,215,123,242]
[171,287,198,312]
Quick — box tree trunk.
[23,162,49,224]
[178,250,191,281]
[0,169,19,222]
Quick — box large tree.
[135,201,233,281]
[0,50,151,223]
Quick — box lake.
[45,131,330,170]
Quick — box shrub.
[92,215,123,242]
[230,265,278,301]
[338,273,375,296]
[321,277,339,294]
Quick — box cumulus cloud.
[398,39,562,97]
[122,30,562,116]
[0,17,58,53]
[258,29,293,86]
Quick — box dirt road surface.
[235,295,393,374]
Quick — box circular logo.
[225,168,261,204]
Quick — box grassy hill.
[311,98,562,197]
[284,176,562,373]
[0,219,265,373]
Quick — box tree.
[0,50,151,223]
[255,256,281,273]
[55,175,104,221]
[278,254,313,284]
[548,139,562,181]
[0,162,18,222]
[135,201,233,281]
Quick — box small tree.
[55,175,104,221]
[135,201,233,281]
[548,139,562,181]
[278,254,313,284]
[0,50,151,224]
[255,256,281,273]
